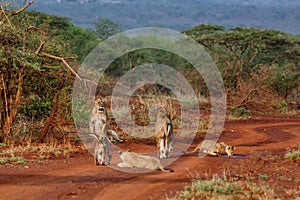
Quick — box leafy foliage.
[0,2,99,144]
[92,17,121,40]
[183,24,300,113]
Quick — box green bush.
[173,178,278,200]
[275,101,289,113]
[19,99,51,120]
[285,150,300,162]
[230,107,252,119]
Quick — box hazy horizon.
[28,0,300,34]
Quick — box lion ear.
[93,95,99,101]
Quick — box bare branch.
[236,88,258,108]
[9,0,34,16]
[35,41,45,53]
[1,75,9,120]
[23,25,47,52]
[39,52,98,92]
[40,52,82,81]
[0,5,13,29]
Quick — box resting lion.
[117,150,174,172]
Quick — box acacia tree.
[92,18,121,40]
[183,24,299,112]
[0,1,79,144]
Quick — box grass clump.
[0,154,27,165]
[172,177,279,200]
[285,145,300,162]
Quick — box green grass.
[258,174,268,180]
[228,108,252,121]
[0,143,6,147]
[285,146,300,162]
[0,155,27,165]
[0,144,77,164]
[171,177,279,200]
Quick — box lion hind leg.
[95,157,100,165]
[105,139,112,164]
[206,150,217,156]
[156,137,161,158]
[159,138,166,159]
[100,150,105,165]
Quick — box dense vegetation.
[183,24,300,114]
[0,1,299,145]
[0,2,99,144]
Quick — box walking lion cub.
[185,140,235,158]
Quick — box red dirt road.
[1,117,300,200]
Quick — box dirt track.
[1,117,300,200]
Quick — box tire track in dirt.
[0,117,300,200]
[224,119,300,154]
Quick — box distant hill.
[29,0,300,34]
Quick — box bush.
[275,101,289,113]
[19,98,51,120]
[285,145,300,162]
[173,178,278,200]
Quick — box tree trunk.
[0,67,25,145]
[2,117,13,145]
[38,82,64,142]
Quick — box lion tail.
[107,130,123,142]
[89,134,99,142]
[160,167,174,173]
[183,146,199,154]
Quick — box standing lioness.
[89,96,108,137]
[155,109,174,159]
[117,150,174,172]
[89,96,122,165]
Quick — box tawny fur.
[117,150,174,172]
[155,109,174,159]
[89,96,122,165]
[185,140,235,157]
[89,96,108,138]
[107,130,123,142]
[89,134,110,165]
[89,96,122,142]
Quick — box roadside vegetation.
[170,147,300,200]
[172,178,279,200]
[0,1,299,199]
[0,1,299,153]
[285,144,300,162]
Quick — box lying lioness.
[117,150,174,172]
